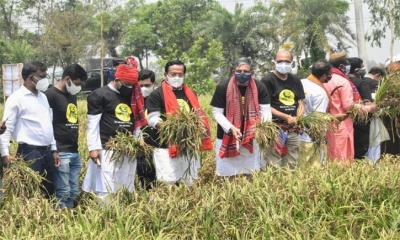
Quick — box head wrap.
[115,63,138,85]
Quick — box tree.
[38,3,94,67]
[365,0,400,62]
[196,2,279,74]
[270,0,353,66]
[121,2,158,69]
[181,38,225,94]
[146,0,217,60]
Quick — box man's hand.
[89,150,101,166]
[52,151,61,167]
[362,102,377,113]
[230,126,242,141]
[286,115,297,125]
[1,156,10,168]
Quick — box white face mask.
[166,76,184,88]
[66,80,82,95]
[35,77,50,92]
[141,86,154,98]
[275,62,292,75]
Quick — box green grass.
[1,96,400,239]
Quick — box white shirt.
[0,85,56,156]
[300,78,329,142]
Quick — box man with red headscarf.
[82,57,142,201]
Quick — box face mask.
[119,84,133,99]
[66,80,81,95]
[141,86,154,98]
[34,77,50,92]
[275,62,292,74]
[235,73,251,86]
[167,76,184,88]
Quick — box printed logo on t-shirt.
[177,99,190,112]
[115,103,132,122]
[278,89,295,106]
[66,103,78,124]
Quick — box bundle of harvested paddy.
[255,121,279,152]
[347,104,369,124]
[3,159,43,199]
[374,72,400,120]
[105,131,153,165]
[297,112,338,145]
[159,109,206,160]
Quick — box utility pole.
[354,0,368,68]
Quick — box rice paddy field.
[1,95,400,239]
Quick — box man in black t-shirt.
[261,50,305,168]
[146,60,212,185]
[210,58,271,177]
[137,69,157,190]
[45,64,87,208]
[82,62,139,200]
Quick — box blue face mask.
[235,73,251,86]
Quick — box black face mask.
[235,73,251,86]
[119,85,133,99]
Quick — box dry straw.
[105,131,153,165]
[297,112,338,145]
[255,121,279,152]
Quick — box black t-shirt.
[145,86,192,148]
[364,77,379,93]
[45,86,79,152]
[87,85,134,146]
[210,79,269,139]
[349,75,373,101]
[261,72,305,122]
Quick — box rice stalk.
[3,158,44,199]
[255,121,279,152]
[297,112,338,145]
[347,104,369,124]
[159,109,206,179]
[374,72,400,120]
[105,131,153,165]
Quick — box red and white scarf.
[219,76,260,158]
[162,81,212,158]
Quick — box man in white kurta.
[210,58,272,176]
[298,60,331,168]
[146,60,213,185]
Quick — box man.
[348,57,377,160]
[261,50,305,168]
[146,60,212,185]
[1,62,60,196]
[210,58,271,177]
[82,59,142,200]
[298,60,332,168]
[137,69,157,189]
[324,52,360,163]
[364,67,385,95]
[139,69,156,98]
[45,64,87,208]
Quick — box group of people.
[0,49,398,208]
